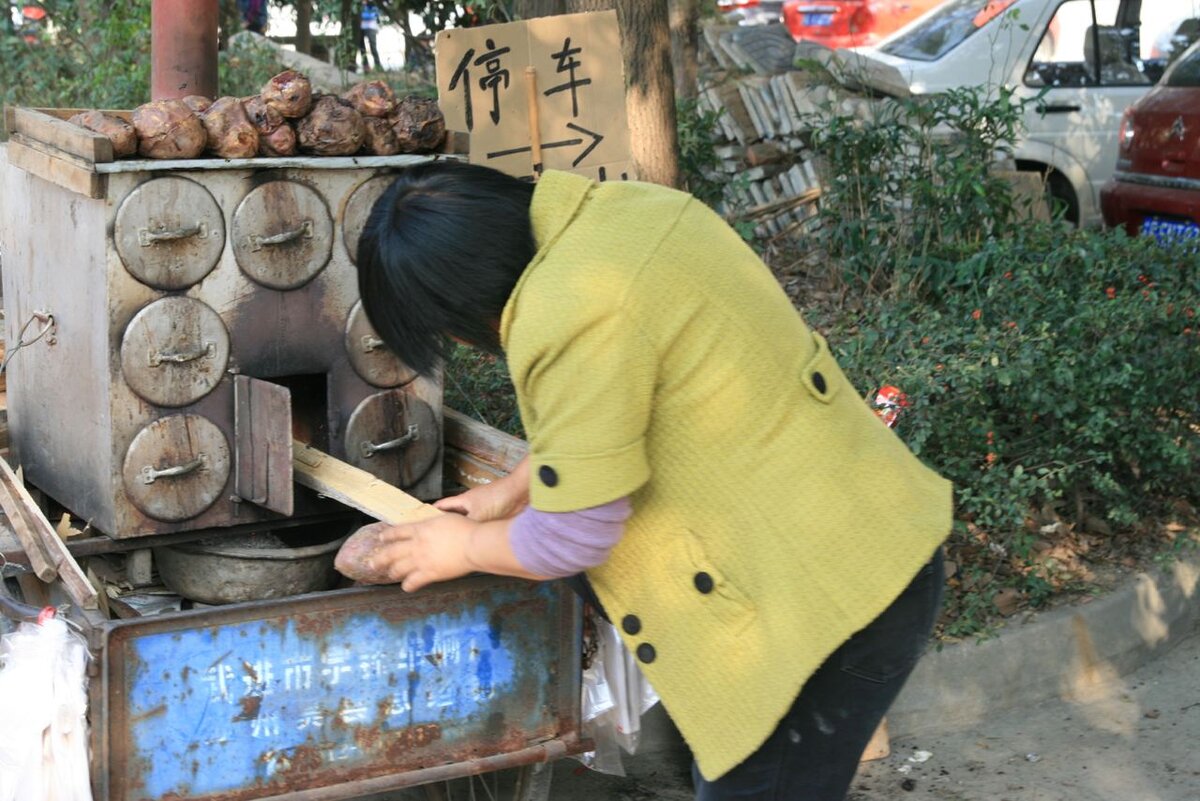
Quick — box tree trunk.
[217,0,240,49]
[669,0,699,100]
[295,0,313,55]
[564,0,679,187]
[338,0,357,70]
[512,0,566,19]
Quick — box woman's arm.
[339,493,630,591]
[352,513,547,592]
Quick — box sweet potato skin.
[334,521,396,584]
[68,110,138,158]
[132,99,207,159]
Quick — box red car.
[1101,38,1200,245]
[783,0,945,49]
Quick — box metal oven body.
[1,153,442,539]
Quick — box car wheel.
[1045,170,1080,227]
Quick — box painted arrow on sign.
[486,122,604,169]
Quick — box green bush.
[832,228,1200,633]
[805,85,1030,298]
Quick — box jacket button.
[538,465,558,487]
[812,371,827,394]
[636,643,656,664]
[693,572,714,594]
[621,614,641,635]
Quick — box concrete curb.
[887,556,1200,737]
[627,556,1200,773]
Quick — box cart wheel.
[417,762,553,801]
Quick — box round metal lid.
[231,180,333,290]
[120,297,230,408]
[122,414,231,522]
[342,174,393,264]
[344,300,415,388]
[114,176,225,290]
[344,391,439,490]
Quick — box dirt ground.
[544,622,1200,801]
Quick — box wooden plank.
[444,447,509,490]
[7,106,113,162]
[292,440,443,526]
[31,107,133,123]
[442,408,528,474]
[0,479,57,581]
[6,138,106,199]
[0,455,98,609]
[93,152,462,174]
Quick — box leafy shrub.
[443,344,523,438]
[676,96,724,209]
[831,228,1200,634]
[804,85,1030,297]
[0,1,152,111]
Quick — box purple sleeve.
[509,497,631,578]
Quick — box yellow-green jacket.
[500,171,951,780]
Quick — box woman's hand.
[433,456,530,521]
[338,514,477,592]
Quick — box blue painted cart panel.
[95,577,581,801]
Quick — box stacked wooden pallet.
[697,24,909,240]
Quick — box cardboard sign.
[435,11,635,181]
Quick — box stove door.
[120,296,230,408]
[344,390,439,491]
[234,375,294,516]
[113,176,225,290]
[122,414,232,522]
[231,179,334,290]
[344,300,416,388]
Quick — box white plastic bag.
[0,615,93,801]
[576,616,660,775]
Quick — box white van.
[852,0,1200,225]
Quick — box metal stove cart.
[0,107,585,801]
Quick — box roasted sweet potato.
[200,96,259,159]
[333,521,396,584]
[262,70,314,119]
[132,99,207,159]
[67,110,137,158]
[181,95,213,114]
[260,122,298,156]
[296,95,365,156]
[389,95,446,153]
[362,115,400,156]
[342,80,397,118]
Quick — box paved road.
[543,622,1200,801]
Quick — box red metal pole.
[151,0,219,100]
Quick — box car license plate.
[803,12,834,26]
[1140,216,1200,245]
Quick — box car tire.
[1045,170,1080,227]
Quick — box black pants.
[360,29,381,71]
[692,547,944,801]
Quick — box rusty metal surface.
[150,0,218,101]
[232,179,334,291]
[114,176,225,290]
[234,376,294,516]
[121,414,231,522]
[340,175,394,264]
[120,297,230,408]
[94,576,582,801]
[343,301,415,389]
[343,391,439,490]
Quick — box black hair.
[357,160,536,376]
